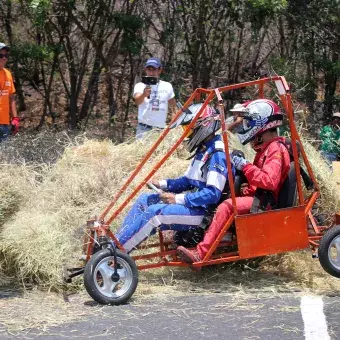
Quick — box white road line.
[300,296,330,340]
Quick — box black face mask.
[250,134,263,151]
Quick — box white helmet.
[237,99,283,145]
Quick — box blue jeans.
[0,124,11,142]
[321,151,338,169]
[116,193,206,253]
[136,123,163,140]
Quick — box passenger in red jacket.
[177,99,291,263]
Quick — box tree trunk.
[79,51,102,122]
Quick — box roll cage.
[73,76,328,273]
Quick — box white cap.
[230,103,248,113]
[0,43,9,51]
[333,112,340,119]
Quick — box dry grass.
[0,128,339,300]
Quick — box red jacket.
[242,137,291,200]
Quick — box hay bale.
[303,141,340,220]
[0,131,189,289]
[0,129,339,294]
[333,161,340,191]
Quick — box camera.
[141,76,158,86]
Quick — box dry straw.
[0,129,339,296]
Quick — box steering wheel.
[146,182,163,194]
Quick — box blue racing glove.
[231,154,249,171]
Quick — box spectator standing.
[0,43,19,142]
[133,58,176,139]
[226,103,248,133]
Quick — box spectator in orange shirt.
[0,43,19,142]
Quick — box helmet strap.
[256,134,263,144]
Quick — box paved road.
[1,292,339,340]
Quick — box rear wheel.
[84,249,138,305]
[318,225,340,278]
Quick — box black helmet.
[185,104,221,153]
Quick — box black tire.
[318,225,340,278]
[84,249,138,305]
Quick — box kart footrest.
[63,266,85,283]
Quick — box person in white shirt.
[133,58,176,139]
[225,103,249,134]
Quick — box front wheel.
[84,249,138,305]
[318,225,340,278]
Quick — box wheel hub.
[328,235,340,270]
[111,272,120,282]
[93,256,133,298]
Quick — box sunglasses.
[0,54,9,59]
[145,66,159,71]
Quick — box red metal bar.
[258,83,264,98]
[99,89,199,221]
[308,211,321,235]
[195,91,201,103]
[280,76,290,91]
[308,236,322,241]
[304,191,319,216]
[133,249,177,261]
[279,94,289,116]
[86,231,95,261]
[217,77,281,93]
[137,262,169,270]
[286,93,304,205]
[215,88,237,213]
[108,230,124,250]
[197,88,213,94]
[295,136,320,192]
[164,262,190,267]
[309,240,319,247]
[193,254,241,267]
[105,91,215,226]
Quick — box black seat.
[276,162,297,209]
[234,171,247,197]
[250,161,298,213]
[223,170,247,201]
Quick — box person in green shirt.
[320,112,340,166]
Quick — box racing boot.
[176,246,201,263]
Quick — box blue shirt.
[164,135,234,208]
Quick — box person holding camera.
[0,43,19,142]
[226,103,248,133]
[133,58,176,139]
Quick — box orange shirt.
[0,68,15,124]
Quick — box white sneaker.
[79,254,87,261]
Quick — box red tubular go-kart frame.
[67,76,340,279]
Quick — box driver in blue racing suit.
[116,105,234,253]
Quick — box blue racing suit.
[116,135,233,253]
